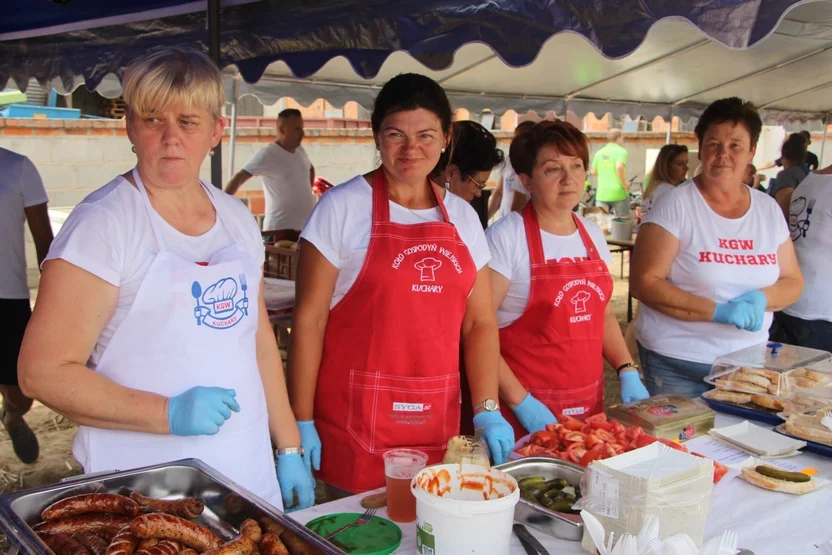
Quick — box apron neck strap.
[371,169,451,223]
[522,203,602,265]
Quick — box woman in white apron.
[17,49,314,511]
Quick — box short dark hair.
[509,120,589,177]
[799,130,811,143]
[782,133,807,164]
[371,74,452,135]
[278,108,302,120]
[515,120,536,135]
[694,97,762,150]
[433,121,504,178]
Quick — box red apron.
[499,204,612,439]
[314,171,477,493]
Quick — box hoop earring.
[131,145,136,153]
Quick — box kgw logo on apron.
[190,274,250,329]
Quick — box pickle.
[546,498,575,513]
[518,475,545,487]
[755,465,811,483]
[544,478,568,490]
[541,489,567,504]
[521,490,538,503]
[525,483,550,498]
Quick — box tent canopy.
[227,1,832,123]
[3,0,829,123]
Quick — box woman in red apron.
[287,74,514,494]
[486,121,650,439]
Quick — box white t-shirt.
[0,148,49,299]
[785,172,832,322]
[46,176,265,369]
[498,159,531,219]
[634,180,790,364]
[243,143,314,231]
[640,182,675,221]
[300,175,491,308]
[487,212,613,328]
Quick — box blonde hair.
[644,144,688,199]
[122,48,225,120]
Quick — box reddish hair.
[509,120,589,176]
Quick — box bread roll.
[715,378,768,394]
[740,467,815,494]
[784,421,832,446]
[732,371,772,389]
[708,390,753,404]
[750,395,785,411]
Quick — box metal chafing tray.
[495,457,584,541]
[0,458,342,555]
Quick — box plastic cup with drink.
[383,448,428,523]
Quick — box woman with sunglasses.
[431,121,505,203]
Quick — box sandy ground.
[0,255,635,550]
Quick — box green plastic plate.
[305,512,403,555]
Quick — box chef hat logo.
[202,277,238,305]
[571,290,591,314]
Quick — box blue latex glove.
[619,370,650,403]
[729,290,767,332]
[473,411,514,465]
[713,301,757,331]
[298,420,322,472]
[168,386,239,436]
[512,393,557,434]
[277,453,315,511]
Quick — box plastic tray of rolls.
[703,342,832,412]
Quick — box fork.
[238,273,249,316]
[718,530,738,555]
[323,508,377,540]
[821,411,832,432]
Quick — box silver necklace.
[388,187,438,222]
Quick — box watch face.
[485,399,499,411]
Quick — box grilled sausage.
[258,533,289,555]
[73,532,109,555]
[279,530,318,555]
[144,540,181,555]
[240,520,261,543]
[136,539,159,550]
[179,549,198,555]
[35,514,133,538]
[203,536,255,555]
[131,513,222,552]
[129,493,204,519]
[37,532,91,555]
[106,526,139,555]
[42,494,140,520]
[257,517,284,538]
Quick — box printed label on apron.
[562,407,587,416]
[191,275,250,329]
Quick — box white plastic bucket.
[411,463,520,554]
[610,217,636,241]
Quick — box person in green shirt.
[591,129,631,216]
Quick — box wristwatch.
[473,399,500,412]
[276,447,304,456]
[616,363,639,375]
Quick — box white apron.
[73,169,282,509]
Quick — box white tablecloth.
[290,413,831,554]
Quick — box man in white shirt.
[225,109,316,231]
[0,147,53,464]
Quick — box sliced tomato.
[692,452,729,484]
[564,442,587,463]
[585,413,609,425]
[579,444,606,466]
[624,426,644,441]
[658,438,689,453]
[530,430,556,448]
[610,419,625,436]
[594,429,615,443]
[560,420,584,432]
[545,423,560,434]
[589,421,614,432]
[635,434,658,449]
[585,434,602,449]
[609,442,627,455]
[562,431,586,444]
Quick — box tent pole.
[821,113,829,167]
[228,80,239,182]
[208,0,222,187]
[666,106,673,144]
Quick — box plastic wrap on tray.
[705,342,832,399]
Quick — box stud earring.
[209,149,215,157]
[444,180,450,188]
[441,147,446,153]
